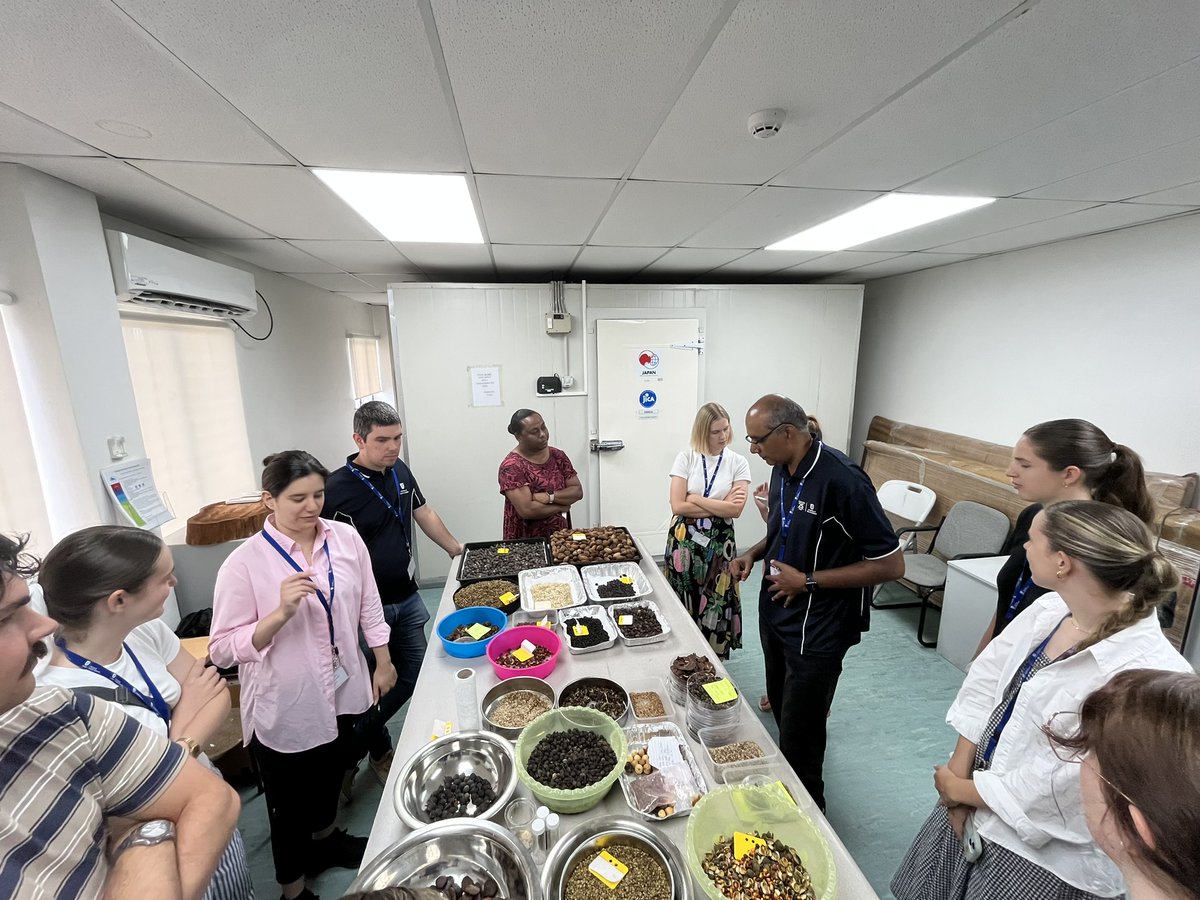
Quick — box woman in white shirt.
[891,501,1191,900]
[37,525,252,900]
[664,402,751,658]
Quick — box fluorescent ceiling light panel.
[766,193,994,251]
[313,169,483,243]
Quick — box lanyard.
[700,450,724,498]
[261,530,336,648]
[778,474,808,544]
[346,465,411,554]
[56,639,171,724]
[1004,568,1036,623]
[980,616,1067,765]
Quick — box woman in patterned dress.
[664,403,751,658]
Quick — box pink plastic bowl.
[487,625,562,681]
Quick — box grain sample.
[563,843,671,900]
[454,579,519,610]
[487,690,552,729]
[708,740,764,765]
[630,691,665,719]
[530,582,575,609]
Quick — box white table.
[363,539,879,899]
[938,556,1008,671]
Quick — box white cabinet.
[938,556,1008,672]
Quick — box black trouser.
[760,620,846,812]
[355,591,429,760]
[249,715,359,885]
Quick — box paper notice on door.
[469,365,502,407]
[100,459,173,529]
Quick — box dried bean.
[563,842,670,900]
[525,729,617,789]
[454,580,519,610]
[708,740,764,765]
[701,830,815,900]
[611,606,661,639]
[423,773,497,821]
[630,691,665,718]
[550,527,639,566]
[496,646,552,669]
[427,874,503,900]
[487,690,552,728]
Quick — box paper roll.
[454,667,481,731]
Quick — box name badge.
[332,648,350,690]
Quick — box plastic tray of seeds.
[456,538,551,586]
[624,676,676,724]
[609,598,672,647]
[697,721,779,783]
[618,721,709,822]
[580,561,654,603]
[557,604,617,655]
[508,608,559,630]
[517,565,586,614]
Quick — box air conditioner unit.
[105,230,258,319]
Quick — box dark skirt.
[891,805,1111,900]
[663,515,742,658]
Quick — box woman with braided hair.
[892,501,1190,900]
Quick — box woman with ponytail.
[977,419,1155,653]
[893,501,1190,900]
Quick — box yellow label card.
[498,591,515,603]
[511,647,533,662]
[537,616,552,628]
[618,615,633,625]
[733,832,766,860]
[703,678,739,704]
[588,850,628,889]
[496,547,510,554]
[619,576,633,584]
[572,532,586,541]
[572,624,589,637]
[430,718,453,740]
[773,780,797,806]
[466,623,490,639]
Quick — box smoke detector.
[747,108,785,140]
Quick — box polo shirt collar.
[781,439,823,480]
[345,453,393,478]
[263,513,331,553]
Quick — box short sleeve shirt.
[759,441,900,655]
[0,688,186,899]
[499,448,578,539]
[669,449,753,504]
[322,455,427,601]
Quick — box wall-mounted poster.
[1155,538,1198,652]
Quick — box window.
[0,313,52,553]
[120,314,256,527]
[348,334,385,404]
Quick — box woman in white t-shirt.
[664,402,751,658]
[37,525,252,900]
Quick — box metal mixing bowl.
[392,730,518,830]
[541,816,691,900]
[481,676,557,741]
[349,818,541,899]
[557,675,631,725]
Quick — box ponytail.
[1092,444,1155,524]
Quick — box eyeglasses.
[745,422,788,446]
[1046,711,1136,807]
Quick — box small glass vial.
[545,812,560,848]
[504,797,536,850]
[535,805,550,821]
[530,817,547,863]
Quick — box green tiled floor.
[234,580,963,899]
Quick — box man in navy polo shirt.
[731,394,902,810]
[323,401,464,788]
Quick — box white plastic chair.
[876,480,937,548]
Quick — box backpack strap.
[69,685,157,715]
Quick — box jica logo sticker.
[639,390,657,409]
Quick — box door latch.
[590,439,625,452]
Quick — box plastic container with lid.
[685,672,741,740]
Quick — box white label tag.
[520,639,537,653]
[769,563,781,577]
[690,529,711,549]
[588,851,628,888]
[331,649,350,690]
[647,735,684,771]
[618,614,633,626]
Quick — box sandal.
[758,695,771,713]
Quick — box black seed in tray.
[423,773,497,821]
[461,542,546,579]
[526,729,617,789]
[611,605,662,639]
[596,577,638,599]
[563,615,609,648]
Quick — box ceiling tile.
[351,272,429,289]
[394,242,493,274]
[284,273,377,292]
[287,240,419,273]
[132,162,381,239]
[0,1,286,163]
[492,245,582,274]
[1018,135,1200,202]
[832,252,980,280]
[634,0,1005,185]
[854,197,1099,252]
[931,203,1193,253]
[771,251,905,278]
[910,55,1200,197]
[705,249,827,277]
[188,238,342,273]
[683,187,881,249]
[776,0,1200,192]
[0,155,267,239]
[637,248,748,277]
[475,176,617,244]
[1131,181,1200,206]
[0,105,102,156]
[591,182,753,247]
[337,292,391,305]
[571,246,668,275]
[111,0,464,171]
[432,0,730,177]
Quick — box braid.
[1075,550,1176,651]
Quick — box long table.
[364,541,879,898]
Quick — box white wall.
[852,212,1200,475]
[391,283,864,582]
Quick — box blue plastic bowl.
[436,606,508,659]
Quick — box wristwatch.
[175,736,201,758]
[110,820,176,862]
[547,491,555,505]
[805,573,819,593]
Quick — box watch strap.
[805,573,819,592]
[111,820,176,863]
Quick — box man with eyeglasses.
[730,394,903,811]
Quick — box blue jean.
[356,591,430,760]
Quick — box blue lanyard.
[778,475,807,544]
[980,617,1067,765]
[261,530,336,648]
[700,451,724,498]
[1004,568,1036,622]
[346,465,411,554]
[56,639,171,724]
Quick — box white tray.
[580,561,654,603]
[608,598,672,647]
[558,604,618,655]
[517,565,586,613]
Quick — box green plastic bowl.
[514,707,628,814]
[684,783,837,900]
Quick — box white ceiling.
[1,0,1198,305]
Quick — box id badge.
[769,564,781,577]
[689,527,711,549]
[331,647,350,690]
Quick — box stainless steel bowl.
[349,818,541,900]
[556,676,631,725]
[541,816,691,900]
[481,676,557,741]
[392,730,518,830]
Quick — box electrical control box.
[545,313,573,334]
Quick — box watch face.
[140,821,171,839]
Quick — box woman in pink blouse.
[210,450,396,900]
[498,408,583,540]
